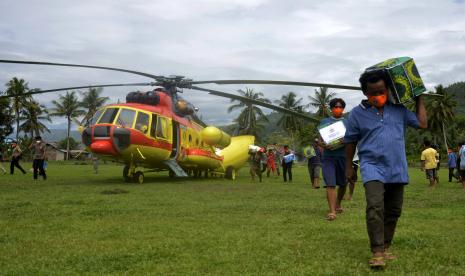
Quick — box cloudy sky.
[1,0,464,128]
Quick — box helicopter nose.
[90,140,118,155]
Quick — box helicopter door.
[170,121,180,158]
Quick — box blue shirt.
[447,152,457,168]
[344,101,419,184]
[319,116,347,158]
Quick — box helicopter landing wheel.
[193,169,199,178]
[123,165,132,182]
[133,171,144,184]
[169,170,175,178]
[225,166,236,180]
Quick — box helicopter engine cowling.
[175,99,196,116]
[126,91,160,105]
[200,126,231,148]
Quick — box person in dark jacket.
[281,145,294,182]
[10,141,26,175]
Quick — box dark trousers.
[10,157,26,174]
[282,162,293,182]
[364,181,404,253]
[33,159,46,180]
[449,168,457,181]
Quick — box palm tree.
[19,99,52,138]
[227,88,270,136]
[80,87,109,126]
[274,92,306,147]
[425,85,457,151]
[307,87,336,118]
[51,91,85,160]
[5,77,32,139]
[0,91,14,142]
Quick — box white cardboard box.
[318,121,346,149]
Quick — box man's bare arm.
[345,142,357,182]
[416,95,427,129]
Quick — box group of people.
[0,136,47,180]
[248,67,430,268]
[248,143,295,183]
[419,140,465,189]
[302,69,427,268]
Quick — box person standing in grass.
[344,70,427,268]
[307,138,322,189]
[266,148,276,177]
[0,147,6,175]
[248,148,262,182]
[447,147,458,182]
[10,141,26,175]
[319,98,348,221]
[29,136,47,180]
[457,143,463,182]
[281,145,294,182]
[459,142,465,189]
[274,143,282,176]
[421,140,438,188]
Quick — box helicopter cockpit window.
[98,108,119,124]
[156,116,168,139]
[90,109,103,125]
[116,109,136,128]
[135,112,149,134]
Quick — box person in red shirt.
[266,148,276,177]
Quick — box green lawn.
[0,162,464,275]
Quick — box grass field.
[0,161,464,275]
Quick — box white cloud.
[1,0,465,127]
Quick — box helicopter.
[0,59,363,183]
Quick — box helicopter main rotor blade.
[0,59,163,80]
[191,80,362,91]
[189,85,319,122]
[0,82,155,99]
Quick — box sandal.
[326,213,337,221]
[384,252,397,260]
[336,207,344,214]
[369,256,386,268]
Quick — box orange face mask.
[367,91,388,108]
[331,107,344,118]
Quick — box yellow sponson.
[201,126,231,148]
[218,135,255,172]
[179,155,222,170]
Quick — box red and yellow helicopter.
[0,59,361,183]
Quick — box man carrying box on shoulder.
[344,70,427,268]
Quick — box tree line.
[227,85,464,159]
[1,76,463,161]
[0,77,109,160]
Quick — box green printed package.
[365,57,426,104]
